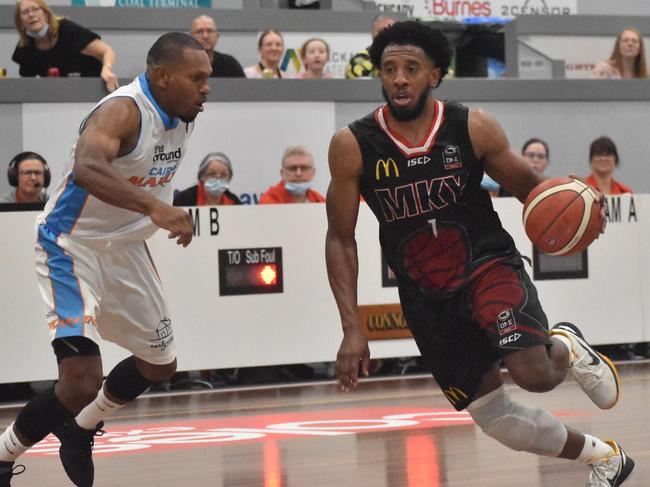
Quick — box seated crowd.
[1,3,644,392]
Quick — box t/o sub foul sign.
[219,247,283,296]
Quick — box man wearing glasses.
[190,15,245,78]
[259,145,326,204]
[1,151,50,204]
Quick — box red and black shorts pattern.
[398,255,551,411]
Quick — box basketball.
[522,177,603,256]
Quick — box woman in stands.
[591,27,648,79]
[297,37,331,79]
[244,29,291,79]
[173,152,242,207]
[12,0,118,91]
[585,136,632,195]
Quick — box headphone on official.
[7,151,51,188]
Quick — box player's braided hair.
[368,20,452,87]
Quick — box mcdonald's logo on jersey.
[375,158,400,180]
[443,386,468,405]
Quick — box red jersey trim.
[374,100,445,158]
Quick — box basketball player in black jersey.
[325,21,633,486]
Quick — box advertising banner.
[372,0,576,20]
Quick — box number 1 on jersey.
[428,218,438,238]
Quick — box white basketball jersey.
[40,74,194,243]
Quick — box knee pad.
[105,356,157,402]
[467,385,567,457]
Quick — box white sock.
[0,423,29,462]
[75,386,123,430]
[577,434,615,464]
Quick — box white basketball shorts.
[34,223,176,365]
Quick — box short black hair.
[589,136,619,165]
[368,21,452,86]
[522,138,550,160]
[147,32,204,68]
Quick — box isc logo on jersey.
[407,155,430,168]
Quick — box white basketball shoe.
[550,322,620,409]
[587,440,635,486]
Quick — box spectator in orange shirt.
[174,151,242,206]
[585,136,632,195]
[259,145,325,204]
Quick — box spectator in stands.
[259,145,325,204]
[12,0,118,92]
[345,15,395,79]
[190,15,245,78]
[591,27,648,79]
[521,137,551,175]
[245,30,291,79]
[0,151,50,204]
[585,136,632,195]
[487,138,550,197]
[297,37,331,79]
[174,152,242,206]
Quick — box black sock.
[14,388,72,444]
[105,356,156,402]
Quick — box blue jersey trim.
[45,174,89,237]
[138,73,180,130]
[38,225,87,339]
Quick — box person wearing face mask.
[174,152,242,207]
[12,0,118,92]
[0,151,50,205]
[259,145,325,204]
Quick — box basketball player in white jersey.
[0,32,211,486]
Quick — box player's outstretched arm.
[73,98,193,246]
[325,128,369,391]
[469,108,544,203]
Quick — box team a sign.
[72,0,210,7]
[372,0,576,19]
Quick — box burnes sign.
[372,0,577,20]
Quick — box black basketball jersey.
[349,101,517,293]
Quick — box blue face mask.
[204,178,229,197]
[26,24,49,39]
[284,181,311,196]
[480,174,500,193]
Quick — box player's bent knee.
[55,375,103,412]
[138,358,177,382]
[507,362,557,393]
[467,385,567,457]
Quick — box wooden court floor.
[1,362,648,486]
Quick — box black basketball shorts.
[398,254,552,411]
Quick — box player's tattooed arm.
[325,128,370,391]
[468,108,543,203]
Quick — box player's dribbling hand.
[150,204,194,247]
[336,326,370,392]
[568,173,608,235]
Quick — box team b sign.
[372,0,576,19]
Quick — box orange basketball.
[522,177,603,256]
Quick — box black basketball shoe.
[52,419,104,487]
[0,461,25,487]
